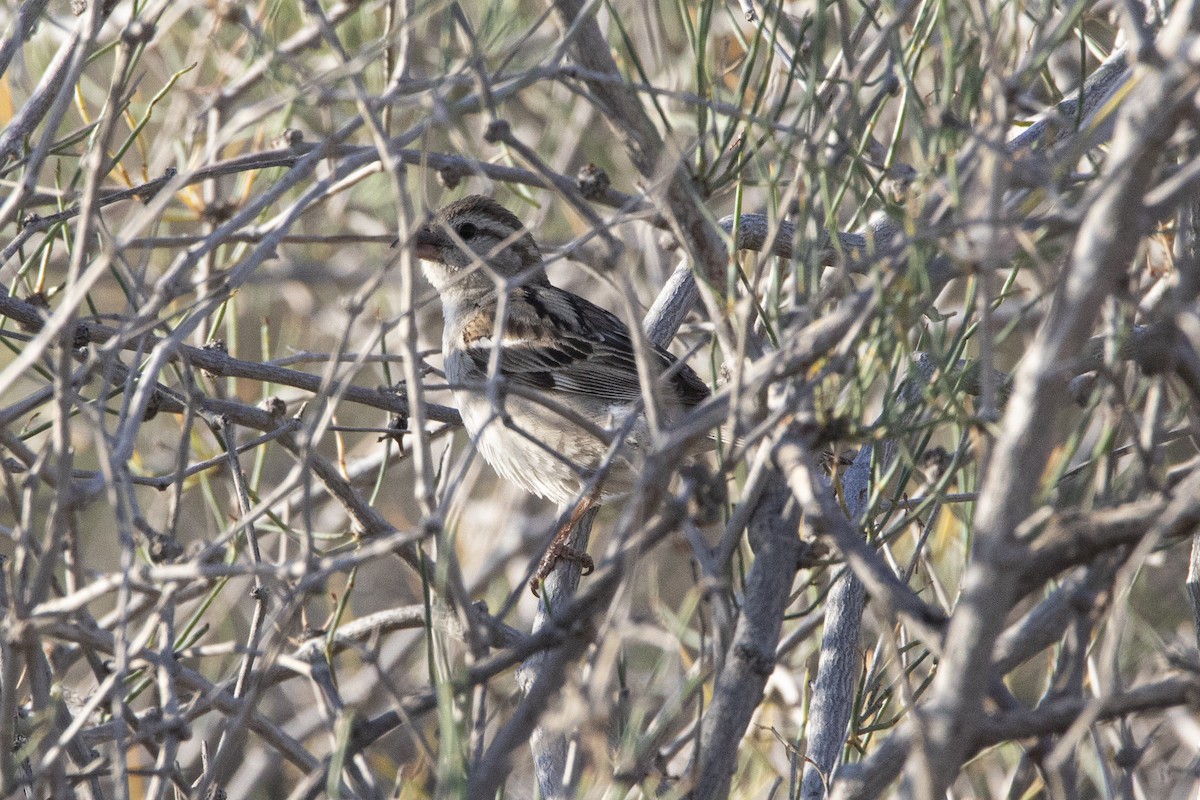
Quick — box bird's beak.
[413,226,442,261]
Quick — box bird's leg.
[530,491,599,596]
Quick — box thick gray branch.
[691,474,803,799]
[903,31,1199,798]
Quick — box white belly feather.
[445,350,642,504]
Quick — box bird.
[411,194,710,593]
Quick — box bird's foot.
[530,541,595,596]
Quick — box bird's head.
[413,195,547,298]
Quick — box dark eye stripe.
[448,219,513,243]
[437,205,543,264]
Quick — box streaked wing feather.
[461,287,709,407]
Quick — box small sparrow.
[412,195,709,592]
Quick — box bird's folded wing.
[460,286,709,407]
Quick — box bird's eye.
[456,222,477,240]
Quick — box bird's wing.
[458,286,710,408]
